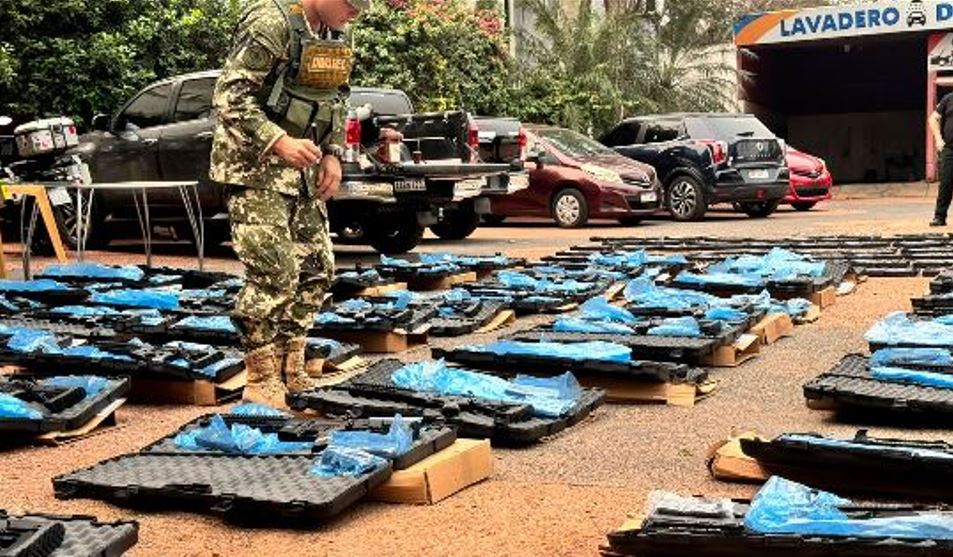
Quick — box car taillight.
[517,126,527,161]
[696,139,728,167]
[467,118,480,163]
[344,110,361,163]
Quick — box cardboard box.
[370,439,493,505]
[578,376,717,407]
[749,313,794,345]
[706,433,770,482]
[703,334,761,367]
[810,286,837,309]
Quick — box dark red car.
[784,146,832,211]
[486,125,662,227]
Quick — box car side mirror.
[526,150,547,170]
[91,114,112,132]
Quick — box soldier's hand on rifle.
[315,154,342,201]
[272,135,322,169]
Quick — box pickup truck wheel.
[430,208,479,240]
[792,201,817,212]
[666,175,706,221]
[482,215,506,226]
[551,188,589,228]
[29,193,109,255]
[741,199,781,218]
[367,212,425,255]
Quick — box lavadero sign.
[735,1,953,46]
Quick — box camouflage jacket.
[209,0,348,195]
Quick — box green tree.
[0,0,242,126]
[349,0,512,115]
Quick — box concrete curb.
[832,182,938,200]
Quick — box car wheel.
[792,201,817,212]
[617,216,643,226]
[482,214,506,226]
[741,199,781,218]
[666,174,707,221]
[367,211,425,254]
[430,207,479,240]
[551,188,589,228]
[28,192,109,255]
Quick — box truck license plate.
[746,169,770,180]
[48,186,72,206]
[393,179,426,192]
[509,173,530,191]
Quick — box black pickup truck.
[600,113,789,221]
[31,71,525,254]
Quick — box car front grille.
[795,187,829,197]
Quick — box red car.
[784,146,832,211]
[486,125,662,227]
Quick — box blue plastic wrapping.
[498,271,539,289]
[745,476,953,539]
[310,446,388,478]
[648,317,702,337]
[1,327,61,353]
[316,312,356,325]
[328,415,413,459]
[871,366,953,389]
[172,316,236,333]
[0,296,17,312]
[675,271,765,288]
[338,298,373,312]
[779,434,953,462]
[196,357,242,378]
[49,305,121,317]
[712,248,826,279]
[0,393,44,420]
[60,344,134,362]
[0,279,68,293]
[522,295,561,304]
[580,297,638,324]
[624,278,719,309]
[391,360,583,417]
[177,289,227,301]
[90,289,180,310]
[718,290,773,311]
[42,263,145,282]
[511,372,582,400]
[553,318,634,334]
[871,348,953,368]
[468,340,632,363]
[41,376,109,396]
[444,289,472,303]
[865,312,953,348]
[937,315,953,326]
[229,403,289,417]
[705,307,748,322]
[173,415,311,454]
[308,338,344,353]
[769,298,813,317]
[339,269,381,282]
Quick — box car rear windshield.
[538,128,617,158]
[686,116,775,139]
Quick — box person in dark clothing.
[929,92,953,226]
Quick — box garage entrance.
[740,34,927,183]
[735,2,953,184]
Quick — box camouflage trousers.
[227,186,335,350]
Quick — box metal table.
[21,180,204,278]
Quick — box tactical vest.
[260,0,352,142]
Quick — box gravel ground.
[0,198,947,556]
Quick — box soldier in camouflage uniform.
[210,0,368,407]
